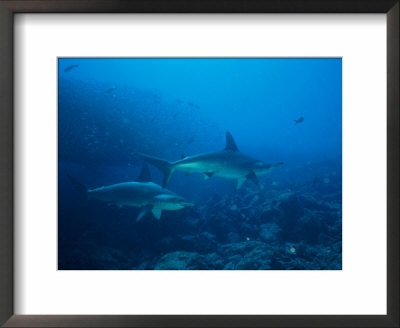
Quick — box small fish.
[195,105,200,110]
[151,116,156,123]
[64,65,79,72]
[294,116,304,124]
[176,99,183,103]
[173,112,179,119]
[188,102,194,107]
[106,87,116,94]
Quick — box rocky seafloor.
[59,177,342,270]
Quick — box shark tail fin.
[137,153,174,187]
[67,174,88,201]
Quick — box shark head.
[253,161,284,176]
[253,161,271,171]
[154,194,194,210]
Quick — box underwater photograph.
[58,58,342,270]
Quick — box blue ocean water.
[58,58,342,270]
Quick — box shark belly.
[90,190,148,208]
[177,161,249,180]
[213,169,247,179]
[176,162,214,173]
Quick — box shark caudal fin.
[67,174,88,201]
[225,131,239,152]
[137,153,174,187]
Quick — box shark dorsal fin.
[136,163,152,182]
[224,131,239,152]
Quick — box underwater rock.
[155,236,177,252]
[204,253,224,269]
[273,191,295,203]
[259,206,281,223]
[154,251,207,270]
[223,261,238,270]
[179,231,217,253]
[298,195,331,212]
[218,241,273,270]
[267,241,342,270]
[181,215,206,233]
[227,231,242,243]
[278,194,305,222]
[259,223,280,241]
[61,244,133,270]
[248,195,260,207]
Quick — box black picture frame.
[0,1,398,327]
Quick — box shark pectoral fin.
[163,168,174,188]
[246,170,259,186]
[152,208,162,220]
[236,177,247,190]
[136,206,151,222]
[203,172,214,180]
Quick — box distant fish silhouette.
[294,116,304,124]
[195,105,200,110]
[106,87,116,94]
[188,102,194,107]
[173,112,179,119]
[176,99,183,103]
[64,65,79,72]
[151,116,156,123]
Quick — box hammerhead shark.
[138,132,283,190]
[67,164,194,221]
